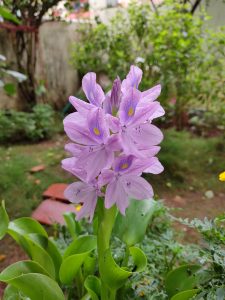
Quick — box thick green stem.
[97,200,117,300]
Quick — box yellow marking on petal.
[121,163,129,169]
[219,171,225,182]
[75,204,82,211]
[128,107,134,117]
[93,127,100,136]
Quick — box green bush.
[0,104,56,143]
[71,0,225,129]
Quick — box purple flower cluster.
[62,66,165,221]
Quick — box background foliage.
[72,0,225,129]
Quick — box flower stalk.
[97,199,117,300]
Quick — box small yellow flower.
[219,171,225,182]
[75,204,82,211]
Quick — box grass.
[144,129,224,193]
[0,130,224,219]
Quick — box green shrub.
[0,104,56,143]
[71,1,225,129]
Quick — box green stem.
[97,199,117,300]
[76,268,84,298]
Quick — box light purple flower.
[99,155,163,215]
[64,108,120,181]
[62,65,165,221]
[116,87,164,156]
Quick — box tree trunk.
[12,29,38,111]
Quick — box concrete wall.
[0,21,80,110]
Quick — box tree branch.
[191,0,203,14]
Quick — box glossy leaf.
[171,289,200,300]
[165,264,201,297]
[3,285,28,300]
[63,212,81,238]
[9,233,55,279]
[0,261,65,300]
[84,275,101,300]
[8,217,48,240]
[101,246,147,290]
[113,199,157,246]
[0,201,9,240]
[83,255,96,278]
[60,235,97,285]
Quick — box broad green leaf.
[129,247,147,272]
[165,265,201,297]
[9,234,55,279]
[0,7,21,24]
[63,212,81,238]
[0,261,64,300]
[8,220,60,279]
[83,255,96,278]
[0,261,49,280]
[8,217,48,240]
[101,246,147,290]
[171,289,200,300]
[0,201,9,240]
[47,238,63,280]
[60,235,97,285]
[113,199,157,246]
[3,285,29,300]
[84,276,101,300]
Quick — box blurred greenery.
[71,0,225,129]
[0,104,61,143]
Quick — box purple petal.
[64,182,97,222]
[128,123,163,149]
[76,192,98,222]
[130,101,164,125]
[87,108,109,144]
[69,96,95,115]
[105,178,128,215]
[141,84,161,102]
[110,77,122,113]
[65,143,84,156]
[98,169,115,187]
[120,129,141,157]
[105,114,120,133]
[82,72,105,107]
[64,181,95,203]
[143,157,164,174]
[103,93,112,114]
[76,146,114,182]
[105,134,122,152]
[114,154,134,173]
[121,65,143,91]
[138,146,161,157]
[121,175,153,200]
[63,112,97,145]
[61,158,87,181]
[119,87,141,125]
